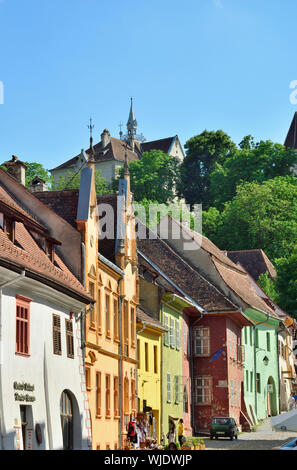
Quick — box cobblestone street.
[204,418,297,450]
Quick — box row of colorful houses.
[0,151,295,450]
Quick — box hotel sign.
[13,382,36,402]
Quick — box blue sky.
[1,0,297,169]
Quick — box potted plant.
[181,441,194,450]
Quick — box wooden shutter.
[176,320,180,350]
[164,315,169,346]
[16,296,30,355]
[53,314,62,355]
[167,373,171,402]
[170,318,175,348]
[65,319,74,358]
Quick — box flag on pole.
[209,347,224,363]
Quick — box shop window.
[53,314,62,355]
[16,295,31,356]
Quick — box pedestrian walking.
[177,418,185,447]
[167,419,176,444]
[293,392,297,409]
[288,393,295,411]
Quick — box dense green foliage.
[52,169,112,195]
[202,176,297,261]
[115,150,180,204]
[178,130,237,208]
[209,140,297,209]
[274,248,297,319]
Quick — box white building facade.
[0,267,92,450]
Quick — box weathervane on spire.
[87,117,95,160]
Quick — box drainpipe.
[276,326,283,413]
[118,280,124,450]
[0,270,25,449]
[253,313,270,418]
[160,303,164,445]
[190,311,204,436]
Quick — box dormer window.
[4,217,15,242]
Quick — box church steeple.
[126,97,137,137]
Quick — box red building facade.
[190,313,249,433]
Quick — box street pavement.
[204,418,297,450]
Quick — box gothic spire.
[126,97,137,136]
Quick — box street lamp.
[263,356,269,366]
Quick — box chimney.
[29,177,47,193]
[4,155,27,186]
[101,129,110,149]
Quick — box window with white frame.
[163,314,169,346]
[176,320,180,350]
[170,318,175,348]
[195,376,211,404]
[194,327,210,356]
[174,376,179,404]
[167,373,171,402]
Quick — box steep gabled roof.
[141,137,176,154]
[50,134,181,172]
[285,112,297,149]
[34,190,80,230]
[0,191,92,303]
[226,249,276,281]
[137,220,238,313]
[162,216,278,318]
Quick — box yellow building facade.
[136,307,166,443]
[76,155,138,450]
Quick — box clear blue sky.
[1,0,297,169]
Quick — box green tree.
[178,130,237,209]
[203,176,297,261]
[1,161,51,188]
[210,140,297,209]
[51,169,112,195]
[115,150,180,204]
[257,272,278,303]
[274,248,297,319]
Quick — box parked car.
[272,438,297,450]
[210,417,239,440]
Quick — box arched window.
[60,390,73,450]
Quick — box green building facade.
[160,296,184,444]
[242,308,280,425]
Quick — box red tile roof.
[137,220,238,313]
[226,250,277,281]
[0,184,92,303]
